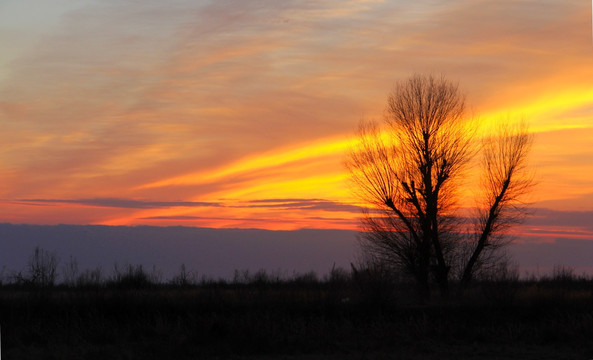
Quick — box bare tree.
[460,122,533,288]
[27,246,60,286]
[346,74,533,298]
[62,255,79,286]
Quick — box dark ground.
[1,276,592,359]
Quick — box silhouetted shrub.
[61,255,79,286]
[12,247,60,286]
[324,264,350,284]
[292,271,319,286]
[76,267,104,287]
[169,263,196,286]
[351,261,399,305]
[108,264,156,288]
[0,266,6,286]
[231,269,285,286]
[551,265,575,283]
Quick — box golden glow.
[139,135,356,189]
[480,87,593,133]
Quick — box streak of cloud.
[15,198,221,209]
[236,198,368,213]
[13,197,367,213]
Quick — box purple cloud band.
[13,197,367,213]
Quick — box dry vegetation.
[1,255,592,359]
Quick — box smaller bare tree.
[460,122,534,288]
[27,246,60,286]
[170,263,197,286]
[62,255,79,286]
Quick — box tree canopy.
[346,74,533,298]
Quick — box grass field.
[1,264,592,359]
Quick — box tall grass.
[1,249,592,359]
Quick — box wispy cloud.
[0,1,591,228]
[15,197,366,213]
[237,198,368,213]
[527,208,593,232]
[15,198,221,209]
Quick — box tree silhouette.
[346,74,533,298]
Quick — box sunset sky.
[0,1,592,241]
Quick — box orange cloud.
[0,0,591,232]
